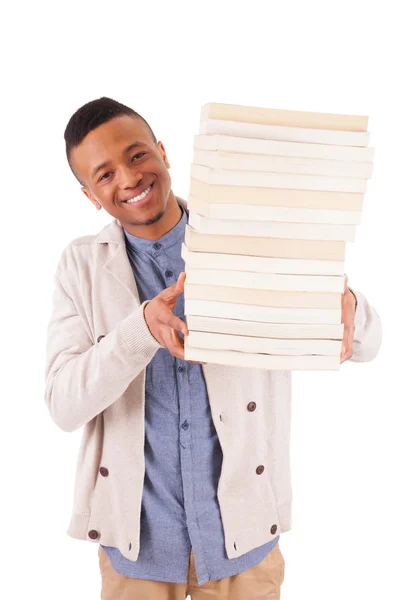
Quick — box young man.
[44,97,382,599]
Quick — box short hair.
[64,96,157,184]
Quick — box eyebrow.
[91,142,145,178]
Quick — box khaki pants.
[98,543,285,599]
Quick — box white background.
[1,1,398,598]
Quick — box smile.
[124,183,153,203]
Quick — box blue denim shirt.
[101,205,279,584]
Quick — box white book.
[185,299,341,324]
[185,268,344,293]
[187,330,342,356]
[186,315,344,339]
[192,149,373,179]
[188,195,361,226]
[185,284,342,310]
[181,243,344,276]
[191,164,366,194]
[188,210,356,242]
[193,134,375,162]
[184,346,340,371]
[200,102,368,131]
[199,118,370,148]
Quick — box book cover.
[186,315,344,339]
[187,195,362,226]
[201,102,369,132]
[192,149,373,179]
[199,119,370,147]
[188,211,356,242]
[184,225,347,261]
[187,330,342,356]
[184,345,340,371]
[193,134,374,162]
[191,164,367,194]
[185,299,342,324]
[189,179,364,211]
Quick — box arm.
[44,272,162,433]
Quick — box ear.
[82,186,102,211]
[157,141,171,169]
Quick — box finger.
[343,273,349,293]
[162,312,189,336]
[162,272,186,302]
[340,323,354,363]
[165,329,185,360]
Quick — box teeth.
[126,185,152,203]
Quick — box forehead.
[71,115,154,177]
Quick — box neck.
[122,191,182,240]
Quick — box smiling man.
[44,97,382,600]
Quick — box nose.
[117,164,143,189]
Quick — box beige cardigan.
[44,197,382,561]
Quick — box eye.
[131,152,145,161]
[99,171,113,182]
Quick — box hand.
[340,274,357,364]
[144,272,206,364]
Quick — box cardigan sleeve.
[44,270,162,433]
[347,288,382,363]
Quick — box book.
[199,119,369,147]
[193,134,374,162]
[201,102,369,132]
[191,164,366,194]
[185,225,347,261]
[192,149,373,179]
[185,299,341,324]
[184,283,342,309]
[181,243,344,276]
[187,330,342,356]
[188,211,356,242]
[189,179,364,211]
[186,315,344,339]
[185,268,344,293]
[183,346,340,371]
[187,195,361,226]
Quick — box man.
[44,97,382,599]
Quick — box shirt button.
[247,402,257,412]
[99,467,109,477]
[178,365,185,373]
[88,530,99,540]
[97,335,105,343]
[153,242,161,250]
[256,465,265,475]
[181,420,189,430]
[165,270,173,278]
[270,524,278,535]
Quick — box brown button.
[256,465,264,475]
[247,402,257,412]
[99,467,109,477]
[97,335,105,343]
[270,524,278,535]
[88,529,99,540]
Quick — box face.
[70,115,175,234]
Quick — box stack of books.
[182,102,374,370]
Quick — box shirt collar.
[123,203,187,253]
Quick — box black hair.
[64,96,157,184]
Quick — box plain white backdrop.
[1,1,398,598]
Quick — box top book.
[201,102,369,132]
